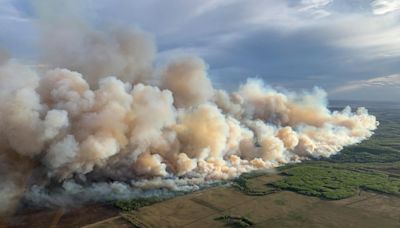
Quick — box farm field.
[86,173,400,228]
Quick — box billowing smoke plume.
[0,8,378,214]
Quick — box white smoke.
[0,57,378,213]
[0,7,378,214]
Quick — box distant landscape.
[2,1,400,227]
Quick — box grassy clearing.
[233,171,278,196]
[287,211,306,222]
[273,198,286,205]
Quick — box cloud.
[0,0,29,22]
[333,74,400,93]
[327,13,400,59]
[371,0,400,15]
[1,0,400,101]
[330,74,400,101]
[296,0,333,18]
[299,0,332,10]
[0,0,37,58]
[192,0,239,17]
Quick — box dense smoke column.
[0,25,378,214]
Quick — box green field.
[272,163,400,199]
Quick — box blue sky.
[1,0,400,101]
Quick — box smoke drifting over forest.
[0,6,378,215]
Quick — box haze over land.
[0,0,382,216]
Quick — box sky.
[0,0,400,101]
